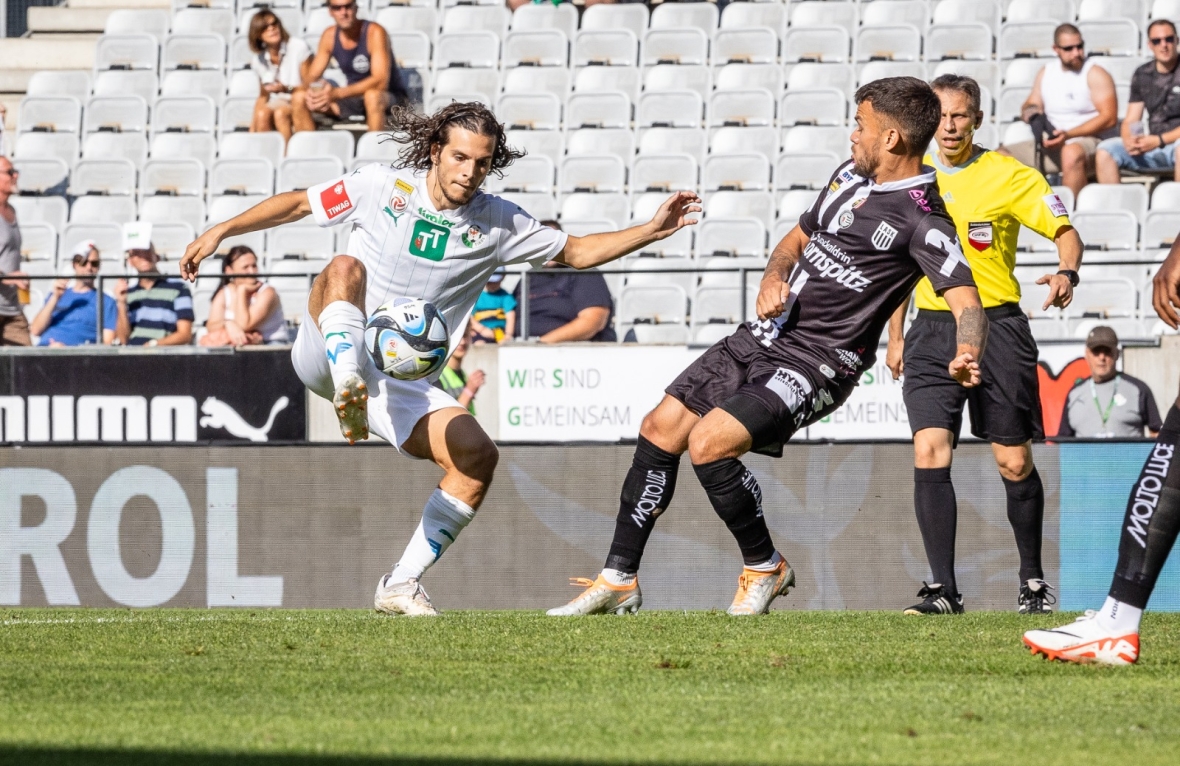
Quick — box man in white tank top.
[998,23,1118,197]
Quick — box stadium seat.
[218,97,255,136]
[1066,277,1140,317]
[69,159,136,197]
[709,89,775,128]
[70,196,136,225]
[266,225,336,263]
[502,67,571,100]
[1071,211,1140,252]
[630,154,698,193]
[60,223,123,268]
[17,96,82,134]
[150,133,215,169]
[566,92,631,130]
[566,128,634,164]
[975,123,1000,149]
[10,158,69,195]
[933,0,1002,36]
[712,28,779,66]
[151,96,217,135]
[782,126,849,158]
[997,86,1028,123]
[216,133,279,174]
[442,5,510,39]
[711,126,777,165]
[228,35,254,71]
[574,66,641,104]
[643,28,709,67]
[1077,21,1142,58]
[698,256,769,289]
[83,132,147,169]
[486,155,555,194]
[373,6,437,44]
[861,1,930,31]
[787,63,856,101]
[497,93,562,131]
[926,23,994,62]
[580,3,649,40]
[163,34,226,71]
[650,2,718,35]
[560,155,626,195]
[692,322,741,345]
[432,68,499,105]
[561,192,629,229]
[17,222,57,264]
[104,9,170,38]
[783,27,851,64]
[775,153,841,193]
[695,218,767,257]
[91,71,158,104]
[999,21,1058,60]
[355,132,406,163]
[705,190,774,232]
[1153,0,1180,24]
[227,68,263,99]
[511,2,577,39]
[434,31,500,69]
[94,34,159,72]
[778,189,818,223]
[171,8,236,41]
[207,158,273,198]
[790,1,857,36]
[207,194,268,227]
[617,284,688,325]
[286,131,355,165]
[619,323,690,344]
[267,258,326,319]
[497,191,557,221]
[27,71,91,101]
[623,258,696,294]
[857,61,926,86]
[161,71,226,102]
[150,222,196,262]
[13,133,79,169]
[12,196,68,237]
[719,2,787,37]
[139,195,206,234]
[1079,0,1147,28]
[1003,59,1047,89]
[638,91,703,129]
[1100,57,1150,87]
[506,130,564,169]
[1076,184,1148,224]
[83,96,148,135]
[855,25,922,63]
[1005,0,1076,23]
[141,159,206,198]
[386,31,431,71]
[703,154,770,193]
[692,287,745,326]
[638,127,707,165]
[644,65,712,101]
[503,30,569,68]
[630,192,668,224]
[779,88,847,127]
[574,30,640,68]
[279,157,345,192]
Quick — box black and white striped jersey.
[748,160,976,375]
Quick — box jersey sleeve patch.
[321,182,353,220]
[1043,193,1069,218]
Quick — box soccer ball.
[364,298,450,381]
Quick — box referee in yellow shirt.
[887,74,1084,616]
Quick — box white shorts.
[291,306,462,452]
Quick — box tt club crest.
[871,221,898,251]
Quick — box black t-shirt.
[747,160,976,374]
[1130,59,1180,135]
[514,266,617,342]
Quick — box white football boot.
[546,575,642,616]
[333,373,369,444]
[1023,611,1139,666]
[727,559,796,615]
[374,575,440,616]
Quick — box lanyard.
[1090,375,1120,429]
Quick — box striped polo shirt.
[126,277,194,345]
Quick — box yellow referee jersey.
[915,149,1072,311]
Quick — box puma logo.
[199,397,290,442]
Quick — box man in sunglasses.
[292,0,408,133]
[999,23,1117,197]
[1097,19,1180,184]
[28,240,121,346]
[0,155,31,346]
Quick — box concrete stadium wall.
[2,443,1176,611]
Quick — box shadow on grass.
[0,751,831,766]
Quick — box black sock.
[1003,467,1045,583]
[914,467,958,595]
[604,436,681,574]
[1109,405,1180,609]
[693,458,775,566]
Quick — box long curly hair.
[384,101,524,178]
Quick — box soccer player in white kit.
[179,103,701,615]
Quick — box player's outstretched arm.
[943,285,987,388]
[1036,226,1083,310]
[553,191,701,269]
[1153,239,1180,329]
[179,191,312,282]
[886,299,908,380]
[756,224,808,320]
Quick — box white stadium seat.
[387,32,430,70]
[561,192,630,229]
[710,89,776,128]
[139,195,206,234]
[163,34,226,71]
[581,3,649,40]
[1071,211,1140,252]
[432,68,499,106]
[151,96,217,135]
[486,155,555,194]
[94,34,159,72]
[1000,21,1058,60]
[574,30,639,68]
[442,6,510,39]
[713,28,779,66]
[279,158,346,192]
[1076,184,1148,224]
[1078,20,1142,58]
[698,256,769,289]
[855,25,922,63]
[1006,0,1076,23]
[787,63,856,100]
[574,66,641,104]
[374,7,437,43]
[70,159,136,197]
[705,191,774,232]
[506,130,564,169]
[933,0,1002,37]
[790,1,857,36]
[696,219,768,258]
[623,257,695,294]
[775,153,841,193]
[12,196,69,235]
[926,23,994,62]
[150,133,216,169]
[650,2,718,35]
[503,30,569,68]
[782,126,849,158]
[511,3,578,40]
[620,324,690,344]
[70,196,136,225]
[10,158,69,195]
[714,63,783,97]
[27,71,90,101]
[13,133,79,168]
[703,154,771,192]
[1004,59,1048,88]
[84,96,148,135]
[171,8,236,41]
[92,71,158,104]
[266,225,336,263]
[218,97,256,136]
[566,128,634,164]
[84,132,148,169]
[711,126,777,164]
[719,2,786,37]
[858,61,926,86]
[497,93,562,131]
[638,91,703,129]
[638,127,707,165]
[151,223,196,262]
[161,70,226,101]
[566,92,631,130]
[60,223,122,267]
[559,155,626,195]
[498,192,557,221]
[693,323,741,345]
[861,1,929,32]
[104,9,169,38]
[779,189,819,223]
[17,223,57,264]
[630,154,698,193]
[434,31,500,69]
[355,132,406,163]
[286,131,355,165]
[783,26,851,64]
[216,135,281,174]
[780,88,848,127]
[690,289,756,331]
[642,28,709,67]
[208,158,274,198]
[142,159,206,198]
[617,285,688,325]
[1078,0,1147,28]
[17,97,82,134]
[502,67,571,100]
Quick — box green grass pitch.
[1,609,1178,765]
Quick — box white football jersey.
[307,164,567,354]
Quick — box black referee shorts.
[666,326,854,457]
[902,304,1044,447]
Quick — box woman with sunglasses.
[29,241,120,346]
[200,245,288,347]
[248,9,312,143]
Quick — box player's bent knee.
[324,254,366,283]
[448,424,499,484]
[686,423,738,465]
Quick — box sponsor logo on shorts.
[967,221,993,252]
[321,182,352,220]
[819,364,835,379]
[765,367,813,413]
[1044,193,1069,218]
[871,221,899,251]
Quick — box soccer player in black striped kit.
[549,78,989,616]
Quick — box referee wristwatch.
[1057,269,1080,287]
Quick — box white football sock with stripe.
[317,301,366,389]
[389,488,477,583]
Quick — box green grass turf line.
[1,610,1178,765]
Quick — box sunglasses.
[1058,43,1085,52]
[263,21,279,30]
[328,2,356,11]
[1089,346,1115,356]
[1152,35,1177,45]
[2,169,18,177]
[76,259,101,268]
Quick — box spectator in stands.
[199,245,288,347]
[1096,19,1180,184]
[0,155,30,346]
[293,1,408,133]
[998,24,1118,197]
[29,241,118,346]
[471,267,515,344]
[433,327,484,415]
[249,9,312,144]
[115,243,194,347]
[1058,326,1162,438]
[514,221,616,343]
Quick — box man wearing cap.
[29,241,121,346]
[471,267,516,344]
[1059,326,1162,438]
[115,243,194,347]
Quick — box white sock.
[602,568,636,586]
[389,488,477,583]
[1096,596,1143,635]
[746,551,783,573]
[317,300,366,389]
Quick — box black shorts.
[665,326,855,457]
[902,304,1044,447]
